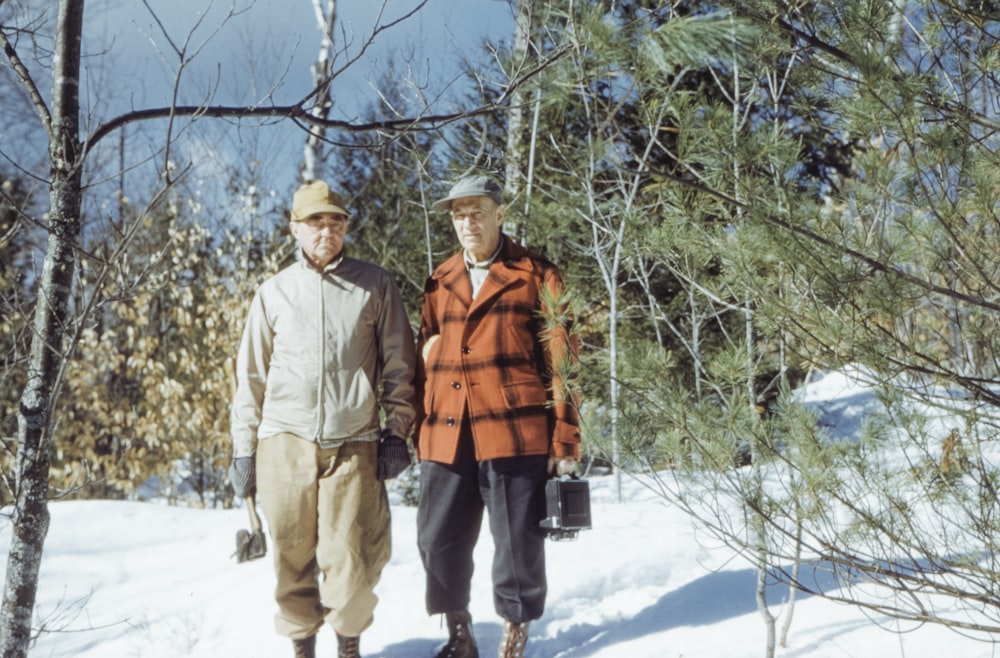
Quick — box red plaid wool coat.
[414,237,581,464]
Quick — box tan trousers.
[257,433,391,639]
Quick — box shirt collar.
[463,236,504,271]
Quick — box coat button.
[446,417,455,426]
[462,346,471,354]
[451,381,461,389]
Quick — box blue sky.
[67,0,517,221]
[87,0,515,119]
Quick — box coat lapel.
[468,238,533,317]
[437,254,473,311]
[468,267,508,316]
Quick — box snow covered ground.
[2,370,998,657]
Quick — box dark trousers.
[417,417,549,623]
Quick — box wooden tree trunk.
[0,1,84,655]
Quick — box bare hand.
[548,457,577,477]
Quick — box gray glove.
[228,456,256,498]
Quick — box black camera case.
[539,476,592,541]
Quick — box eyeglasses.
[300,214,349,230]
[451,209,493,223]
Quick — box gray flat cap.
[431,175,503,212]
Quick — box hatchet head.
[235,528,267,563]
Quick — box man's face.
[450,196,504,262]
[290,212,348,269]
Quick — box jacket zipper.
[314,267,326,441]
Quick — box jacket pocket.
[501,379,547,410]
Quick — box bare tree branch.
[0,28,52,135]
[84,44,570,154]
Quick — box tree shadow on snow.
[530,562,851,658]
[804,390,882,443]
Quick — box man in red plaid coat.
[414,174,581,658]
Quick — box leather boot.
[497,620,529,658]
[292,635,316,658]
[434,609,479,658]
[336,632,360,658]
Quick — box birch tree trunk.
[1,1,85,655]
[504,0,530,244]
[300,0,337,184]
